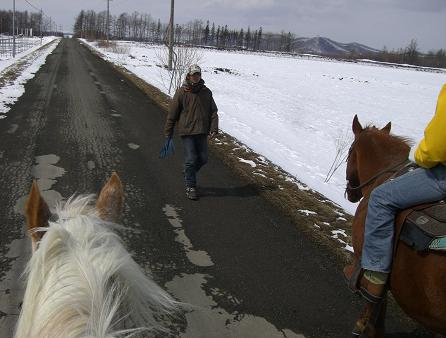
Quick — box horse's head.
[25,172,123,252]
[345,115,392,203]
[18,172,178,338]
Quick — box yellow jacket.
[415,84,446,168]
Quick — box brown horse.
[345,115,446,337]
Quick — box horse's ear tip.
[30,180,40,194]
[110,172,121,184]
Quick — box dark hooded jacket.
[164,79,218,137]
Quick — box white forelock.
[15,194,178,338]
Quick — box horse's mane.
[15,195,177,338]
[361,124,412,160]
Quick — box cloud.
[353,0,446,12]
[201,0,275,10]
[12,0,444,51]
[389,0,446,12]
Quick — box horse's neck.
[358,135,408,181]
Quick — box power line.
[22,0,51,20]
[23,0,40,12]
[19,0,62,34]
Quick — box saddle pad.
[399,201,446,251]
[406,202,446,237]
[430,237,446,250]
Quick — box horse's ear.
[381,121,391,134]
[25,181,50,251]
[96,172,123,222]
[352,114,363,136]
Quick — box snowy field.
[1,38,444,214]
[0,37,60,116]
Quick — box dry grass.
[0,40,58,90]
[96,40,130,55]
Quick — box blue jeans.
[182,134,208,188]
[362,165,446,273]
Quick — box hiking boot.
[343,264,386,303]
[186,187,198,200]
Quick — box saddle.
[397,201,446,251]
[392,162,446,252]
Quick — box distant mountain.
[293,37,380,56]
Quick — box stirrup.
[360,285,386,304]
[344,262,363,292]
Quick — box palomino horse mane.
[15,184,178,338]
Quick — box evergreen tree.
[238,28,244,48]
[73,10,85,37]
[216,26,220,48]
[204,20,210,45]
[257,27,263,50]
[156,19,161,43]
[253,30,258,51]
[245,27,251,50]
[222,25,228,47]
[210,22,215,46]
[285,32,292,52]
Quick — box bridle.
[345,140,411,196]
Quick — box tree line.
[73,9,446,68]
[374,40,446,69]
[73,10,295,52]
[0,9,62,36]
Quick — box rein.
[346,158,411,192]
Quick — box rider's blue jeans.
[182,134,208,188]
[362,164,446,273]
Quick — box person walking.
[344,84,446,303]
[164,64,219,200]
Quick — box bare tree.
[325,129,353,183]
[156,45,203,94]
[405,39,419,64]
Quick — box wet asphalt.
[0,39,435,337]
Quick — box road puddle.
[7,124,18,134]
[163,204,213,267]
[29,154,65,209]
[163,204,304,338]
[87,160,95,170]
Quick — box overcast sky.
[9,0,446,51]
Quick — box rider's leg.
[345,165,446,302]
[362,165,446,274]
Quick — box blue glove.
[159,136,175,159]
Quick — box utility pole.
[168,0,174,70]
[40,9,42,44]
[106,0,111,44]
[12,0,16,57]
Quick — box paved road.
[0,38,433,337]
